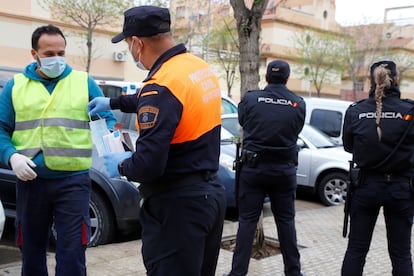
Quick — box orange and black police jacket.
[110,44,222,194]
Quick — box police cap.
[370,60,397,83]
[266,60,290,83]
[112,6,171,43]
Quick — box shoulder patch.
[138,106,159,130]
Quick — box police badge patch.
[138,106,159,129]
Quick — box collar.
[143,43,187,82]
[264,83,286,90]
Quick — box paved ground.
[0,201,400,276]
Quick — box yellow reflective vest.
[11,71,92,171]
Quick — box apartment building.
[170,0,414,100]
[1,0,413,100]
[0,0,147,84]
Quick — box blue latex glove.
[88,97,111,116]
[103,151,132,178]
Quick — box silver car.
[0,198,4,239]
[221,114,351,206]
[296,124,351,206]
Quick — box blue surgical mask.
[129,40,147,71]
[37,54,66,78]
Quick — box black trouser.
[342,174,414,276]
[139,178,226,276]
[230,161,302,276]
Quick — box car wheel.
[317,172,347,206]
[88,190,115,247]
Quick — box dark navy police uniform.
[229,60,305,276]
[341,61,414,276]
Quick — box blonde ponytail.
[374,65,392,142]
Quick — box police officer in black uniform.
[341,60,414,276]
[88,6,226,276]
[227,60,305,276]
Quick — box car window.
[221,117,241,137]
[99,85,125,98]
[301,125,336,148]
[123,113,137,131]
[309,109,343,138]
[221,98,237,114]
[113,110,137,132]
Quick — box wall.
[0,0,137,82]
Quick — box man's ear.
[30,48,37,60]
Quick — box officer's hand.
[88,97,110,116]
[103,151,132,178]
[9,153,37,181]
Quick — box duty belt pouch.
[350,167,360,187]
[242,150,258,168]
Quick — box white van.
[304,97,353,145]
[95,80,143,97]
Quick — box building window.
[176,6,185,19]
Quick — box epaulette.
[350,98,365,107]
[402,98,414,105]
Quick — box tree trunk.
[252,212,265,252]
[230,0,269,251]
[230,0,268,98]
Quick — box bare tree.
[292,29,345,97]
[37,0,133,72]
[230,0,285,254]
[230,0,268,98]
[209,17,239,98]
[388,52,414,87]
[339,24,385,100]
[171,0,213,58]
[135,0,169,7]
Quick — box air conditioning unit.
[113,51,126,62]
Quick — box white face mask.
[37,54,66,78]
[129,40,147,71]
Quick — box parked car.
[221,92,238,115]
[304,97,353,145]
[95,80,142,97]
[218,127,237,207]
[0,117,142,247]
[0,198,5,240]
[221,113,351,206]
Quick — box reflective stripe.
[43,147,92,157]
[43,118,89,129]
[15,118,89,131]
[15,120,41,130]
[18,148,41,157]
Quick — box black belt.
[139,171,217,198]
[363,171,411,183]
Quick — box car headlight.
[220,152,235,171]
